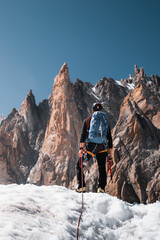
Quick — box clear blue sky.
[0,0,160,117]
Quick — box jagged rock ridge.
[110,83,160,203]
[0,91,49,184]
[29,63,82,186]
[0,64,159,203]
[121,65,160,91]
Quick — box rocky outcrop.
[121,65,160,92]
[28,67,128,187]
[129,83,160,129]
[28,63,82,186]
[108,83,160,203]
[74,77,128,129]
[74,79,96,121]
[94,77,128,128]
[0,108,34,184]
[0,63,159,204]
[0,91,49,184]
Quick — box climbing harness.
[86,148,108,157]
[87,147,113,180]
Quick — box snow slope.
[115,80,135,90]
[0,184,160,240]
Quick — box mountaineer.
[76,102,113,193]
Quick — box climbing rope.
[77,156,84,240]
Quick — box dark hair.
[92,102,102,111]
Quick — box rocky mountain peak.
[19,90,36,112]
[120,65,160,93]
[93,77,128,128]
[109,81,160,203]
[0,64,159,203]
[54,62,70,86]
[59,62,68,75]
[29,64,82,186]
[18,90,40,133]
[134,64,139,74]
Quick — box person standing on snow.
[76,102,113,193]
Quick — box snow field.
[0,184,160,240]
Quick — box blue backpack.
[88,111,108,144]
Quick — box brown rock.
[29,63,82,186]
[146,168,160,203]
[109,83,160,203]
[134,65,139,74]
[0,63,159,205]
[130,83,160,129]
[0,90,49,184]
[140,67,145,78]
[0,110,34,183]
[93,77,128,128]
[18,90,40,134]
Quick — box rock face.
[73,67,160,203]
[28,63,82,186]
[74,77,128,128]
[94,77,128,128]
[0,64,159,203]
[0,91,49,184]
[109,82,160,203]
[121,64,160,91]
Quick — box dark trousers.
[76,142,107,190]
